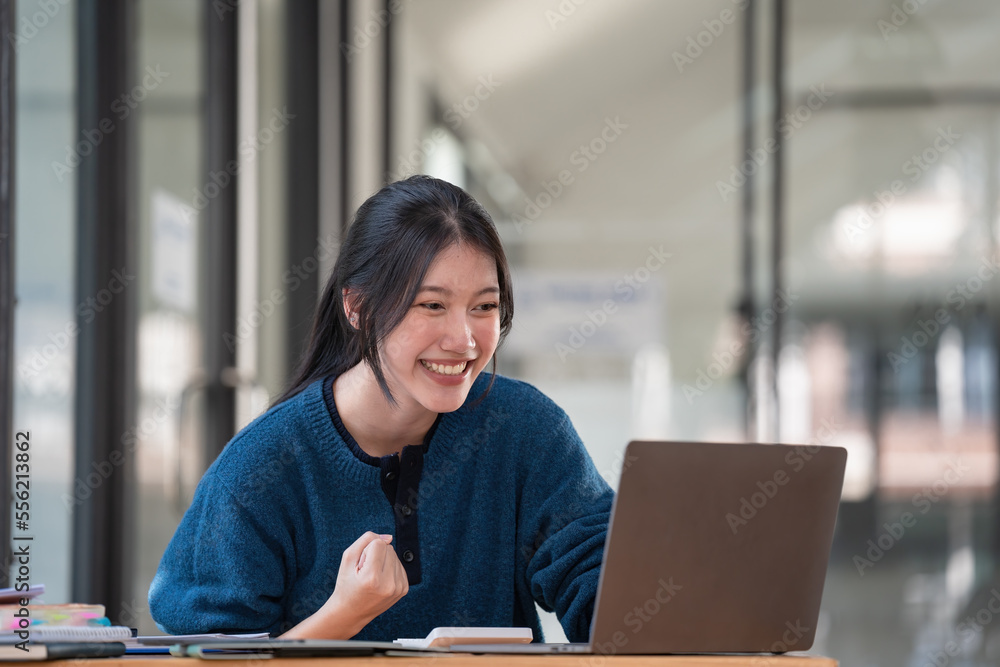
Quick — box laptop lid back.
[590,441,846,654]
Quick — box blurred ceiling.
[404,0,1000,308]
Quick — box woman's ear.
[342,288,359,329]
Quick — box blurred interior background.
[4,0,1000,664]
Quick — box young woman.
[148,175,613,643]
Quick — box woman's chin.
[421,394,470,414]
[412,366,483,412]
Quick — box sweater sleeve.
[148,471,290,635]
[515,398,614,643]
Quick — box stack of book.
[0,583,273,658]
[0,585,133,659]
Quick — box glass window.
[781,2,1000,663]
[11,0,76,603]
[131,0,204,634]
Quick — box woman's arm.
[514,398,614,642]
[148,475,290,635]
[150,475,408,639]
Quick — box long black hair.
[272,175,514,407]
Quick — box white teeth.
[421,360,468,376]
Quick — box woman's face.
[378,243,501,414]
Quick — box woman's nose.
[440,312,475,352]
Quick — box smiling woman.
[341,244,503,428]
[147,175,614,643]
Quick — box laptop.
[465,440,847,655]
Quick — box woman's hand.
[327,531,410,622]
[280,531,409,639]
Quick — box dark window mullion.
[0,0,17,582]
[201,1,239,470]
[73,0,137,622]
[285,0,320,379]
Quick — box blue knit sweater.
[148,373,613,642]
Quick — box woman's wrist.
[279,598,366,640]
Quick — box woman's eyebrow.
[417,285,500,296]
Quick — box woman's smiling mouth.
[420,360,469,376]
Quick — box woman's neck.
[332,363,437,458]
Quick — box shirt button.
[400,505,412,517]
[402,549,414,563]
[385,471,396,481]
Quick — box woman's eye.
[477,302,499,312]
[422,302,444,311]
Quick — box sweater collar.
[322,375,441,468]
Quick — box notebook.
[0,642,126,661]
[0,625,133,644]
[172,628,531,658]
[125,632,270,654]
